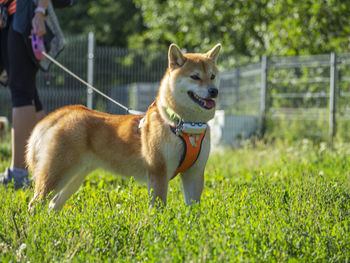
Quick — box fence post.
[234,67,240,110]
[260,55,268,136]
[87,32,95,109]
[329,52,337,146]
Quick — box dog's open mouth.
[188,91,216,109]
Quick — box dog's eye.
[211,74,215,80]
[190,75,201,81]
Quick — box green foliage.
[267,0,350,55]
[266,117,329,143]
[0,134,11,164]
[132,0,269,59]
[266,113,350,144]
[1,141,350,261]
[55,0,350,61]
[132,0,350,60]
[55,0,145,47]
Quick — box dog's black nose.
[208,87,218,98]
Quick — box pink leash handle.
[31,33,46,60]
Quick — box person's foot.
[0,167,30,189]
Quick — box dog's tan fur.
[26,43,221,211]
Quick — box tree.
[56,0,350,59]
[266,0,350,55]
[132,0,350,60]
[132,0,269,58]
[55,0,145,47]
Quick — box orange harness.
[143,101,207,180]
[170,126,206,179]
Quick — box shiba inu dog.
[27,43,221,211]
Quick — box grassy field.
[1,138,350,262]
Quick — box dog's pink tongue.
[204,99,216,109]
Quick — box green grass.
[1,138,350,262]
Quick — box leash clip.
[175,119,184,136]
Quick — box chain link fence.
[1,33,350,145]
[93,43,167,114]
[218,64,262,145]
[267,53,350,143]
[0,35,88,120]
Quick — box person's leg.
[8,19,41,167]
[0,19,43,187]
[11,103,45,169]
[10,105,37,169]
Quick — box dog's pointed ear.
[206,43,222,63]
[168,44,186,69]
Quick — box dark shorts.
[0,17,43,111]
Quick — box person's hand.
[32,12,46,37]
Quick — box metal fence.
[218,63,261,145]
[217,52,350,144]
[267,53,350,143]
[0,35,89,119]
[1,32,350,145]
[0,34,168,120]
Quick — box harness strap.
[170,127,206,179]
[143,100,207,180]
